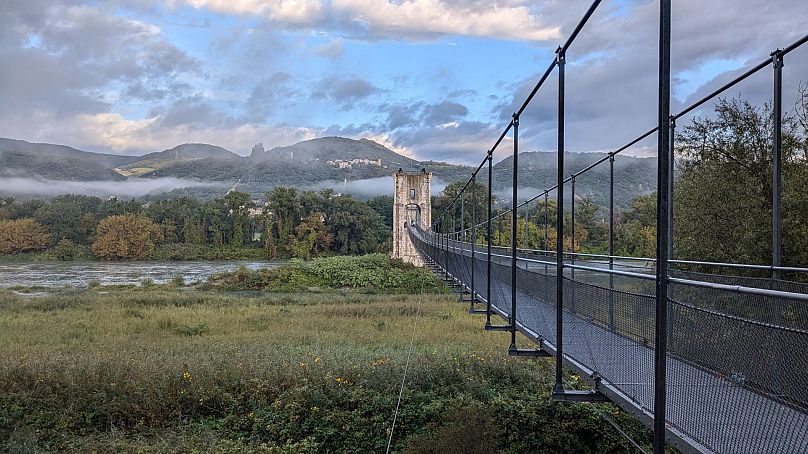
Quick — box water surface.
[0,261,283,288]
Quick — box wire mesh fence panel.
[409,225,808,453]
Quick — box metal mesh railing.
[412,227,808,453]
[411,1,808,451]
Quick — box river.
[0,261,284,288]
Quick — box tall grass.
[0,287,652,452]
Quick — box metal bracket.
[508,346,551,358]
[484,324,513,332]
[469,308,490,315]
[551,389,609,402]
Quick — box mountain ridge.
[0,137,655,207]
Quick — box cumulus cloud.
[490,0,808,154]
[179,0,560,41]
[8,110,319,155]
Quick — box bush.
[208,254,445,294]
[92,214,163,260]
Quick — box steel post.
[653,1,672,452]
[510,115,519,349]
[608,154,615,331]
[570,176,576,313]
[668,116,675,261]
[554,47,566,393]
[486,152,493,327]
[772,50,783,279]
[471,176,476,309]
[545,191,549,278]
[525,209,529,249]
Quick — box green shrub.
[207,254,445,294]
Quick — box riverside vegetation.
[0,254,654,452]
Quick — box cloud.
[0,176,222,198]
[0,1,200,147]
[421,100,468,126]
[244,72,300,121]
[179,0,560,41]
[181,0,325,24]
[313,38,345,59]
[8,111,319,156]
[489,0,808,155]
[313,76,381,108]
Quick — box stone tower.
[392,168,431,266]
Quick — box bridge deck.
[416,232,808,453]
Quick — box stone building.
[392,168,431,266]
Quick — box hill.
[0,138,135,181]
[492,151,656,209]
[0,137,656,207]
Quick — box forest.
[0,189,394,261]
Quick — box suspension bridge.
[401,1,808,452]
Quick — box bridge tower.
[392,168,431,266]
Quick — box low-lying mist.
[307,177,448,198]
[0,176,220,199]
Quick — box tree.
[263,221,278,259]
[615,193,657,257]
[265,187,301,255]
[53,238,79,261]
[0,218,51,254]
[92,214,163,260]
[431,180,490,230]
[34,194,103,245]
[327,196,387,255]
[290,212,333,259]
[674,96,808,266]
[224,191,254,247]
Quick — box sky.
[1,0,806,164]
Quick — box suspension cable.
[588,402,649,454]
[386,277,426,453]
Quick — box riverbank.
[0,285,653,452]
[0,243,268,263]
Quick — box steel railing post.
[525,209,529,249]
[554,46,566,394]
[772,49,783,280]
[668,116,675,263]
[471,176,477,309]
[510,115,519,350]
[653,1,672,452]
[571,175,576,313]
[460,193,466,287]
[545,191,550,301]
[609,154,615,331]
[486,152,493,327]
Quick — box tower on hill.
[392,168,431,266]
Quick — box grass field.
[0,284,654,453]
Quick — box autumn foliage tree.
[92,214,163,260]
[0,218,51,254]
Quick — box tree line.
[0,189,394,260]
